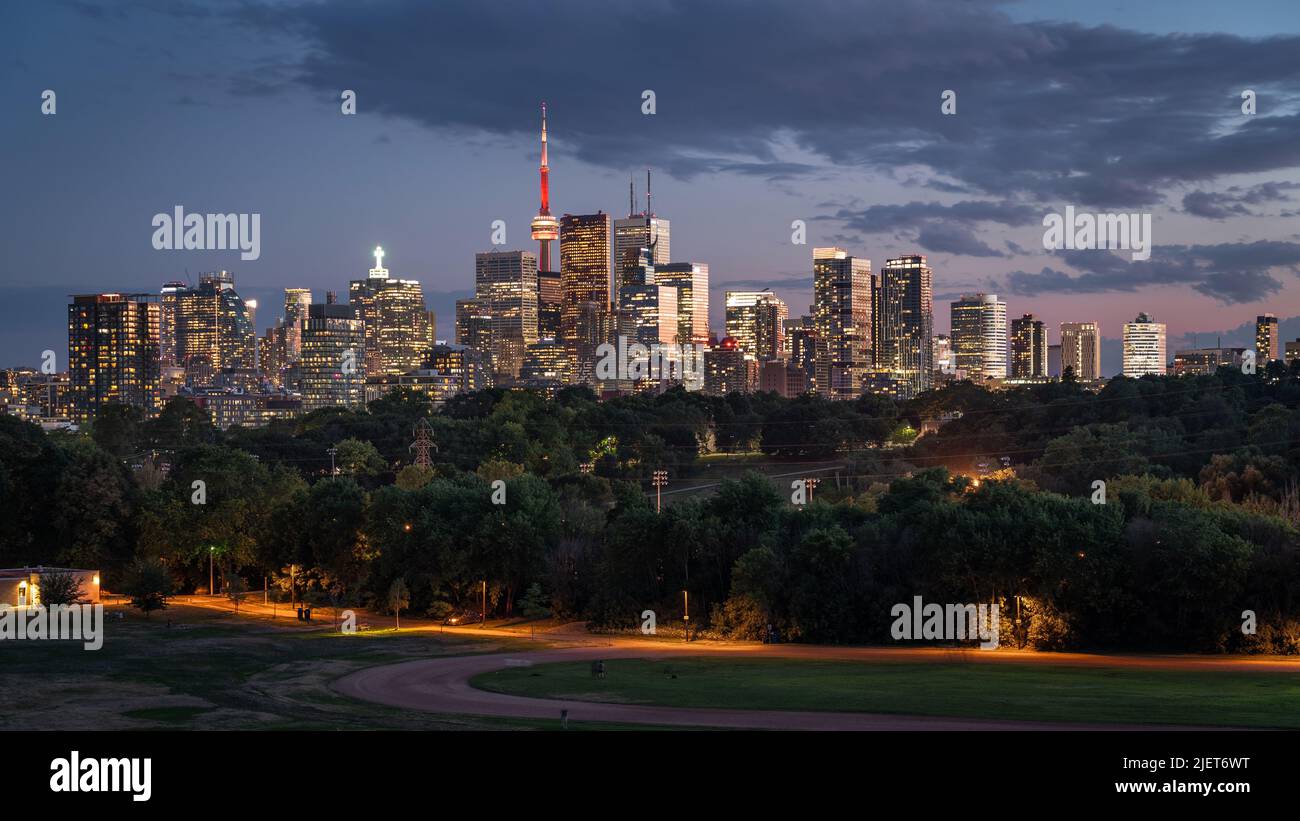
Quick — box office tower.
[613,170,671,296]
[68,293,161,422]
[1173,346,1246,376]
[616,248,679,356]
[655,262,709,346]
[283,288,312,363]
[475,250,540,379]
[349,247,430,377]
[1256,314,1280,363]
[159,281,186,366]
[260,322,287,388]
[521,339,570,382]
[1048,344,1062,378]
[725,290,788,361]
[537,270,562,340]
[1060,321,1101,381]
[875,255,934,396]
[788,316,820,375]
[1010,313,1048,378]
[950,294,1007,380]
[932,334,954,375]
[426,343,490,393]
[300,302,364,411]
[1123,312,1167,377]
[529,103,560,273]
[174,271,256,385]
[704,337,756,395]
[455,298,493,353]
[560,212,612,383]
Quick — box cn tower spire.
[530,101,559,271]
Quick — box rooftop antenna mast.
[645,168,653,217]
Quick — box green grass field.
[472,657,1300,728]
[0,604,625,731]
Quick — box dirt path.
[331,644,1243,730]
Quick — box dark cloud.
[915,222,1004,257]
[220,0,1300,207]
[1005,241,1300,303]
[1182,182,1300,218]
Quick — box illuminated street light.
[327,447,338,476]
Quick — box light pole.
[652,469,668,513]
[804,476,821,504]
[209,546,215,596]
[327,447,338,476]
[481,579,487,628]
[682,589,690,642]
[579,462,593,475]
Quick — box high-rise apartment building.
[68,293,161,422]
[1256,314,1280,363]
[813,247,873,399]
[725,290,787,361]
[300,302,364,411]
[1010,313,1048,378]
[874,255,934,396]
[174,271,256,384]
[1123,312,1166,377]
[950,294,1007,380]
[1060,321,1101,380]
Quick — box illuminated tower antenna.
[529,102,560,272]
[646,168,653,217]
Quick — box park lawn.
[0,603,631,731]
[472,657,1300,728]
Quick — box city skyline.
[6,1,1300,376]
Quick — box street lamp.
[652,469,669,513]
[209,546,215,596]
[682,589,690,643]
[579,462,594,475]
[327,447,338,476]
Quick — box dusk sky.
[4,0,1300,375]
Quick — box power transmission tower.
[410,418,438,468]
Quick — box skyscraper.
[283,288,312,363]
[654,262,709,346]
[613,171,671,297]
[349,247,430,377]
[560,212,612,384]
[725,290,787,361]
[537,270,562,340]
[159,281,186,367]
[1010,313,1048,378]
[1123,312,1166,377]
[875,255,934,396]
[174,271,256,384]
[617,247,679,348]
[529,102,560,273]
[1256,313,1280,363]
[813,247,872,399]
[300,302,364,411]
[68,293,161,422]
[1060,321,1101,380]
[475,250,540,379]
[950,294,1007,380]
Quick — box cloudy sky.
[3,0,1300,374]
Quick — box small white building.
[0,567,101,607]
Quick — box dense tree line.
[5,364,1300,651]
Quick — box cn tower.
[529,102,559,272]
